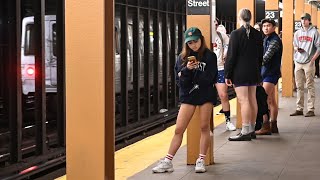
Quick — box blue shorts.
[263,75,279,85]
[216,70,225,83]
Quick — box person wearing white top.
[213,19,236,131]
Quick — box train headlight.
[26,67,35,76]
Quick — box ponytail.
[238,8,252,39]
[244,22,250,39]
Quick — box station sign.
[265,10,280,24]
[187,0,210,15]
[294,21,302,32]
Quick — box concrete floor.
[129,79,320,180]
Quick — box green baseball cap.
[184,27,202,43]
[301,13,311,20]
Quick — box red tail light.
[26,67,35,75]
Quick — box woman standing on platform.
[224,8,263,141]
[152,27,217,173]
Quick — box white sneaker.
[195,158,206,173]
[226,121,236,131]
[152,159,174,173]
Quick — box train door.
[48,20,57,87]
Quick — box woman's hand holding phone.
[187,56,199,70]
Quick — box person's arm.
[293,31,300,52]
[224,31,238,80]
[223,33,229,59]
[262,40,280,66]
[193,51,217,86]
[310,31,320,65]
[174,55,193,88]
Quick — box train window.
[24,24,35,55]
[115,27,120,55]
[52,23,56,57]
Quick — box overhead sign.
[265,10,280,24]
[187,0,210,15]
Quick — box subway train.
[21,15,173,95]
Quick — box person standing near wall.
[152,27,217,173]
[213,18,236,131]
[255,19,283,135]
[224,8,263,141]
[290,13,320,117]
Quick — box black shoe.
[228,133,252,141]
[250,131,256,139]
[305,111,315,117]
[216,109,224,115]
[290,110,303,116]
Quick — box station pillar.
[305,2,312,16]
[236,0,255,128]
[186,0,214,165]
[282,0,294,97]
[318,8,320,31]
[312,4,318,27]
[66,0,115,179]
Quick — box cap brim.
[301,16,310,20]
[185,36,200,43]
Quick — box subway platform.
[127,79,320,180]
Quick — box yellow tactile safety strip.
[56,98,237,180]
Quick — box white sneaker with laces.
[152,159,174,173]
[195,158,206,173]
[226,121,236,131]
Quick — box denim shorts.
[263,75,280,85]
[216,70,225,83]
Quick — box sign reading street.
[187,0,210,15]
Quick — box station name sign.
[187,0,210,15]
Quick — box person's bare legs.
[216,83,235,131]
[152,104,196,173]
[167,104,196,156]
[263,82,278,121]
[215,83,230,111]
[248,86,257,133]
[234,86,250,125]
[228,86,252,141]
[198,102,213,155]
[194,102,213,173]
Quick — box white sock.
[198,154,206,160]
[164,154,174,162]
[249,123,255,133]
[241,123,250,135]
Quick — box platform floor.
[129,79,320,180]
[57,79,320,180]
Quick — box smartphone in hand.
[298,47,305,53]
[187,56,198,63]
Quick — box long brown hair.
[180,36,208,65]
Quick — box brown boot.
[255,122,272,135]
[270,120,279,133]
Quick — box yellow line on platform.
[56,98,237,180]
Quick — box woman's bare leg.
[198,102,213,155]
[167,104,196,156]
